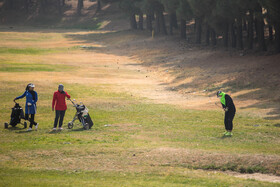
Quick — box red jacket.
[52,91,71,111]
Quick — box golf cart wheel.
[83,123,89,130]
[68,122,74,129]
[23,122,27,129]
[4,123,8,129]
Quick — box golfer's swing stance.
[217,91,236,136]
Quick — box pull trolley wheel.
[83,123,89,130]
[68,122,74,129]
[4,123,8,129]
[24,122,27,129]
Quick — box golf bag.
[67,99,93,130]
[4,102,27,129]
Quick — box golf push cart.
[4,101,27,129]
[67,98,93,130]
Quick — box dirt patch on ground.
[226,171,280,183]
[141,147,280,175]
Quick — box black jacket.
[222,94,236,112]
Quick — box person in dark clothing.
[14,83,39,131]
[52,84,71,130]
[217,91,236,136]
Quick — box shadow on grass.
[49,130,62,134]
[5,126,26,131]
[220,135,232,139]
[71,128,85,132]
[16,130,32,134]
[63,29,280,120]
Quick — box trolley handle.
[68,98,77,106]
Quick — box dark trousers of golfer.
[52,84,71,129]
[224,109,235,131]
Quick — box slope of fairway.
[0,27,280,186]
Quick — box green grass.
[0,28,280,186]
[0,62,75,72]
[0,47,78,55]
[1,167,277,187]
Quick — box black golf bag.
[4,102,27,129]
[68,99,94,130]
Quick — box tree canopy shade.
[1,0,280,52]
[117,0,280,52]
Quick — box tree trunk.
[180,19,186,39]
[230,23,236,48]
[57,0,62,15]
[169,13,178,35]
[4,0,14,10]
[195,18,202,44]
[77,0,83,15]
[97,0,101,11]
[254,18,259,42]
[275,23,280,53]
[169,13,177,35]
[243,18,247,31]
[130,13,137,30]
[155,12,160,33]
[146,13,153,31]
[206,24,210,46]
[248,10,254,49]
[237,17,243,50]
[24,0,30,13]
[170,12,178,29]
[173,13,178,29]
[158,11,167,35]
[38,0,46,13]
[155,10,167,35]
[138,12,144,30]
[257,19,266,51]
[211,29,217,46]
[169,14,173,35]
[269,25,273,41]
[256,5,266,51]
[223,21,229,48]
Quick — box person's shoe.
[53,128,56,131]
[59,127,63,130]
[27,127,32,131]
[223,131,228,135]
[225,132,232,136]
[229,132,233,136]
[35,123,39,131]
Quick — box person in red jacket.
[52,84,71,130]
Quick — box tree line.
[1,0,279,53]
[119,0,280,53]
[0,0,103,16]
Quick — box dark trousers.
[224,110,235,131]
[54,110,66,128]
[25,114,37,128]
